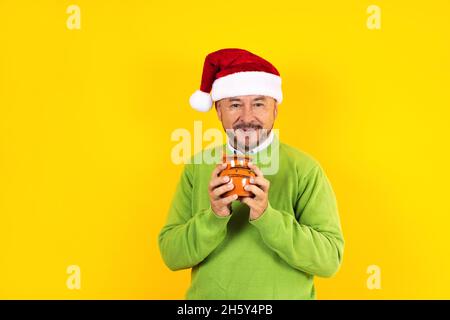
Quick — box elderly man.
[158,48,344,299]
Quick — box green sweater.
[158,135,344,299]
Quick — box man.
[159,48,344,299]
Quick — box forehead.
[221,95,271,103]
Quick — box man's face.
[215,95,278,152]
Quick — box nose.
[240,103,254,122]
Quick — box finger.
[209,175,230,191]
[248,162,264,178]
[211,181,235,199]
[244,184,265,198]
[220,193,238,206]
[240,196,256,207]
[249,176,270,192]
[211,163,227,180]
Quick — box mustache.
[232,123,263,130]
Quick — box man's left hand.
[240,162,270,220]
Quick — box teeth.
[235,128,258,134]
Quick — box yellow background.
[1,0,449,299]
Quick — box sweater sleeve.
[249,164,344,278]
[158,163,232,271]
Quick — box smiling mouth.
[235,127,260,132]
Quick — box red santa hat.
[189,48,283,112]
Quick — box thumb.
[240,197,255,207]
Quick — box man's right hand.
[208,163,237,217]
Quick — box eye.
[230,104,241,108]
[254,103,265,107]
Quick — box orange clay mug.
[219,154,256,199]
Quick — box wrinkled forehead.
[218,95,275,105]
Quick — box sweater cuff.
[248,201,280,234]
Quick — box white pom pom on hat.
[189,89,213,112]
[189,48,283,112]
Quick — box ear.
[273,100,278,119]
[215,101,222,121]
